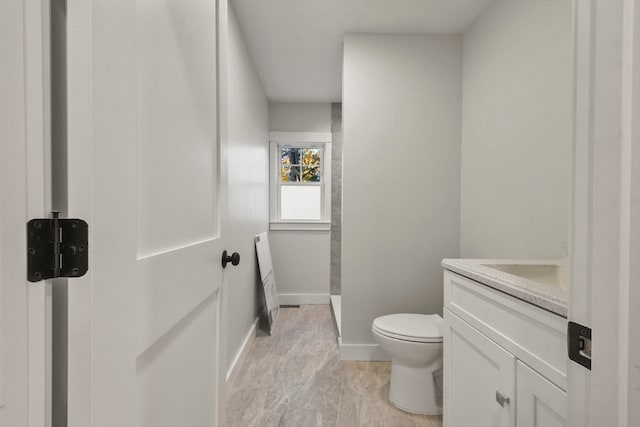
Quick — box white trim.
[216,3,230,426]
[269,221,331,231]
[323,143,332,223]
[269,131,332,143]
[568,1,594,425]
[66,1,94,423]
[619,0,640,424]
[225,317,258,389]
[569,0,638,425]
[277,293,330,305]
[269,142,276,221]
[24,1,52,425]
[338,339,391,362]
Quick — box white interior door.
[65,1,227,426]
[0,1,52,426]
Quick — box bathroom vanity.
[441,259,568,427]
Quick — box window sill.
[269,221,331,231]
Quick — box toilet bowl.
[372,313,443,415]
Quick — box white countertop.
[441,258,568,317]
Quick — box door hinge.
[568,321,591,370]
[27,211,88,282]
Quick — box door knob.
[221,250,240,268]
[495,391,510,407]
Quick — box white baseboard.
[338,338,391,361]
[226,317,258,388]
[278,293,330,305]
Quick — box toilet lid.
[372,313,443,343]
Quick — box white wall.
[342,34,462,349]
[460,0,572,259]
[268,102,332,302]
[225,6,269,374]
[269,231,330,301]
[269,102,331,132]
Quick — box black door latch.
[568,321,592,370]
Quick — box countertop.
[441,258,568,317]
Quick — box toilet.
[372,313,443,415]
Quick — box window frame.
[269,132,332,231]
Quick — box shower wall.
[330,103,342,295]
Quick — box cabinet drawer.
[444,271,567,390]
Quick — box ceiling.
[231,0,494,103]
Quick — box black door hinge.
[27,211,88,282]
[568,321,592,370]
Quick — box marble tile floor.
[226,305,442,427]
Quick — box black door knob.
[221,250,240,268]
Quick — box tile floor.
[226,305,442,427]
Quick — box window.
[280,146,322,219]
[270,132,331,230]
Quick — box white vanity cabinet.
[445,311,516,427]
[443,270,568,427]
[516,361,567,427]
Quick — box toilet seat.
[372,313,443,343]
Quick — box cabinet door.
[444,309,516,427]
[517,361,567,427]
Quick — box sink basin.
[481,263,567,290]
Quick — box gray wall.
[330,103,342,295]
[342,34,462,346]
[460,0,572,258]
[268,102,332,299]
[225,6,269,375]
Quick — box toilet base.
[388,360,442,415]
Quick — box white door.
[568,0,640,426]
[517,361,567,427]
[0,1,52,427]
[443,310,516,427]
[65,1,228,426]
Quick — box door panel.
[444,309,516,427]
[136,0,218,258]
[517,361,567,427]
[138,241,221,352]
[137,293,218,427]
[66,1,225,426]
[135,0,221,354]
